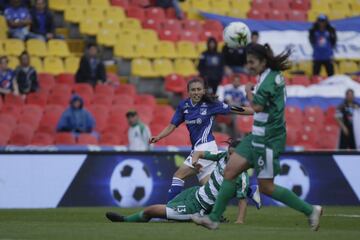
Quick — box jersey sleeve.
[170,103,184,127]
[203,151,227,161]
[209,101,231,115]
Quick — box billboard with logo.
[0,152,359,208]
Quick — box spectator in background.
[336,89,360,149]
[57,94,96,135]
[4,0,42,40]
[156,0,184,19]
[222,43,247,75]
[76,43,106,87]
[14,51,38,95]
[198,37,224,94]
[0,56,18,95]
[126,110,152,151]
[309,14,337,77]
[251,31,259,45]
[216,74,248,107]
[30,0,56,41]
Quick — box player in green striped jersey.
[105,140,261,224]
[192,43,323,231]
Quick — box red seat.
[0,134,9,145]
[129,0,150,7]
[113,94,135,106]
[26,92,48,107]
[304,106,324,119]
[95,84,115,96]
[92,94,114,105]
[295,131,319,150]
[107,73,120,84]
[48,93,70,107]
[126,6,145,20]
[303,115,323,128]
[1,104,22,119]
[73,83,94,96]
[270,0,291,10]
[103,121,127,135]
[31,132,54,145]
[111,0,129,8]
[145,7,165,20]
[213,132,230,147]
[290,0,310,11]
[110,105,132,116]
[134,104,153,124]
[200,30,222,42]
[286,125,300,146]
[115,83,136,96]
[182,20,202,32]
[247,9,268,20]
[0,122,12,140]
[267,9,287,20]
[150,123,166,135]
[165,8,178,19]
[21,104,43,116]
[0,97,2,111]
[159,29,179,42]
[325,106,337,125]
[165,74,186,93]
[252,0,271,9]
[236,116,253,133]
[77,133,98,145]
[203,20,223,32]
[164,131,188,146]
[291,75,310,86]
[88,104,110,117]
[179,30,199,42]
[44,104,65,117]
[151,114,172,126]
[56,73,75,86]
[154,104,174,116]
[162,19,182,31]
[311,75,325,84]
[317,132,338,150]
[135,94,156,107]
[287,10,307,21]
[54,132,76,145]
[8,123,35,145]
[0,113,18,130]
[142,18,163,31]
[51,83,72,96]
[38,73,55,92]
[5,94,25,105]
[100,132,121,145]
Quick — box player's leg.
[324,60,334,76]
[105,204,166,223]
[312,60,321,76]
[168,163,197,201]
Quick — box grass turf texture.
[0,206,359,240]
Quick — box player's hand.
[342,126,349,136]
[245,83,254,93]
[149,136,160,144]
[194,163,203,173]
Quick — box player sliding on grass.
[192,43,323,231]
[105,139,261,224]
[149,78,253,202]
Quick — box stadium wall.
[0,151,359,208]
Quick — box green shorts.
[236,172,249,199]
[235,134,285,179]
[166,186,204,220]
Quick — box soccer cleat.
[191,214,219,230]
[105,212,125,222]
[248,185,262,210]
[308,205,323,231]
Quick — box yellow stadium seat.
[131,58,157,77]
[43,57,65,75]
[84,7,106,22]
[230,0,251,12]
[329,1,351,12]
[196,42,207,55]
[121,18,142,30]
[7,56,19,69]
[26,39,48,57]
[104,7,126,22]
[153,59,175,77]
[30,56,43,72]
[176,41,198,59]
[311,0,331,11]
[135,42,158,58]
[156,41,177,58]
[65,56,80,73]
[64,6,85,23]
[0,15,8,35]
[101,19,121,31]
[4,39,25,56]
[49,0,68,11]
[48,40,70,57]
[297,61,312,76]
[0,29,6,40]
[114,42,138,58]
[174,59,197,76]
[210,0,231,14]
[97,29,117,47]
[308,10,325,22]
[190,0,211,11]
[328,11,349,19]
[80,18,100,36]
[89,0,110,7]
[226,8,247,18]
[137,30,159,45]
[180,1,191,11]
[69,0,88,7]
[339,61,359,74]
[117,29,139,45]
[350,1,360,12]
[0,41,4,55]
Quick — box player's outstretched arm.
[230,106,254,115]
[149,124,176,143]
[245,83,264,113]
[235,199,247,224]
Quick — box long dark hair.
[187,77,217,103]
[247,43,291,71]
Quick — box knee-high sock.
[271,185,313,216]
[209,179,237,222]
[167,177,184,201]
[124,211,149,222]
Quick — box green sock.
[124,211,149,222]
[209,179,237,222]
[272,185,313,216]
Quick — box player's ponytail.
[187,77,218,103]
[247,43,291,71]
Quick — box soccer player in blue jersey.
[149,78,253,201]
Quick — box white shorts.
[184,141,218,181]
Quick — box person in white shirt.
[217,74,248,107]
[127,110,152,151]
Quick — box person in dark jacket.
[57,94,96,134]
[0,56,17,95]
[336,89,360,149]
[75,43,106,87]
[198,37,224,94]
[14,51,38,95]
[30,0,55,40]
[309,14,337,77]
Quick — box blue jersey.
[0,69,14,90]
[4,6,30,27]
[171,99,231,147]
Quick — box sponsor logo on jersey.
[201,103,208,107]
[185,118,202,125]
[184,109,189,114]
[200,108,207,115]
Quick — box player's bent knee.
[259,181,275,195]
[223,166,239,180]
[174,165,196,179]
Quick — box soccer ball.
[223,21,251,48]
[274,160,310,203]
[110,159,153,207]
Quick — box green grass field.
[0,206,359,240]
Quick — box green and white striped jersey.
[252,68,287,148]
[195,151,249,210]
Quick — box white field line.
[324,214,360,218]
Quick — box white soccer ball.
[110,159,153,207]
[274,159,310,204]
[223,21,251,48]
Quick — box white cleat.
[191,214,219,230]
[250,185,262,210]
[308,205,323,231]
